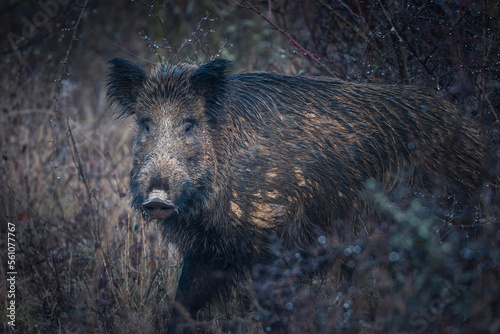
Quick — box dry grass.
[1,66,498,333]
[0,73,174,332]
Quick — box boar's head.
[107,58,230,226]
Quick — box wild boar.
[106,58,487,332]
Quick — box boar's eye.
[138,118,151,135]
[183,117,198,135]
[184,123,193,134]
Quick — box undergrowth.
[1,1,499,333]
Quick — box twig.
[315,0,383,56]
[84,27,156,64]
[379,0,403,42]
[477,85,499,122]
[51,0,88,179]
[143,246,167,303]
[66,117,100,249]
[237,0,343,78]
[378,0,436,86]
[137,0,176,62]
[136,2,218,63]
[178,13,215,52]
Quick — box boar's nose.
[142,198,176,219]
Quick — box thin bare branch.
[315,0,383,56]
[237,0,344,78]
[51,0,88,179]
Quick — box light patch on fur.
[250,201,285,228]
[231,195,284,228]
[250,206,275,228]
[230,201,244,218]
[294,167,306,187]
[146,189,170,202]
[266,190,281,199]
[265,171,278,179]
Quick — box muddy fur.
[106,58,488,331]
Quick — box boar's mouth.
[142,190,176,220]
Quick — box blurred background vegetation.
[0,0,499,333]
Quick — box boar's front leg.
[167,252,234,333]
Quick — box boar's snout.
[142,198,176,219]
[142,198,175,219]
[142,190,176,219]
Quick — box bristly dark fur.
[191,58,231,126]
[106,58,147,119]
[106,58,489,332]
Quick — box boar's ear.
[106,58,146,119]
[191,58,230,124]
